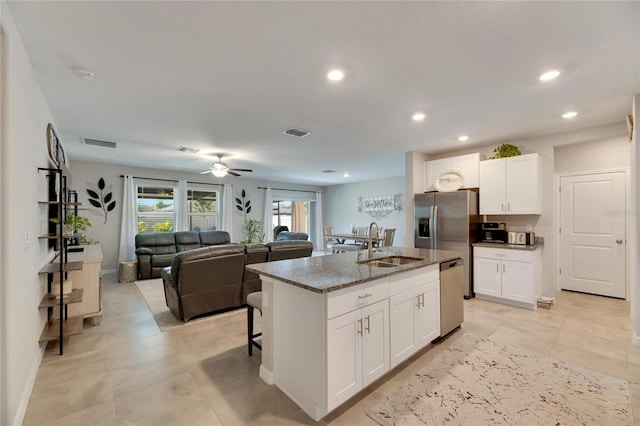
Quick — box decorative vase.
[51,279,73,299]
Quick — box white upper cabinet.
[479,153,542,215]
[424,153,483,192]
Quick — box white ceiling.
[8,1,640,185]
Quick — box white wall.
[554,135,630,173]
[408,122,629,299]
[632,94,639,342]
[324,176,406,247]
[1,3,55,424]
[68,160,324,272]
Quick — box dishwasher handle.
[440,258,463,271]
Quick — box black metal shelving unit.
[38,166,83,355]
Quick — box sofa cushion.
[151,253,176,267]
[199,230,231,246]
[175,231,201,252]
[244,243,269,264]
[276,231,308,241]
[135,232,177,255]
[267,241,314,261]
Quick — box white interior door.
[559,172,626,298]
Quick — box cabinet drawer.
[326,278,389,319]
[473,246,534,263]
[389,265,438,296]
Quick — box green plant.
[152,220,173,232]
[138,221,148,233]
[241,218,263,244]
[489,143,521,159]
[50,212,92,232]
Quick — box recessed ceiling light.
[458,135,469,142]
[539,70,560,81]
[412,113,426,121]
[72,67,95,79]
[562,111,578,119]
[327,69,344,81]
[343,173,349,178]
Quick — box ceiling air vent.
[82,138,117,149]
[176,146,200,154]
[283,128,310,138]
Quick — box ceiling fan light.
[212,169,227,177]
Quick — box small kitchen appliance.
[507,231,535,245]
[480,222,508,243]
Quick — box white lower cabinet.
[266,264,441,421]
[473,246,541,309]
[390,279,440,368]
[327,299,389,410]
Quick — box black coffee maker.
[480,222,508,243]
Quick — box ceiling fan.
[200,154,253,177]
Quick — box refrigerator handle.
[432,205,438,250]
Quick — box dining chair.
[323,226,334,254]
[380,228,396,247]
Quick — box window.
[272,200,309,233]
[137,185,175,232]
[187,188,219,231]
[136,182,220,233]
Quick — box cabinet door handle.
[496,264,499,272]
[416,295,421,309]
[420,293,425,308]
[357,319,363,335]
[365,315,371,334]
[358,293,372,299]
[503,264,506,273]
[616,239,623,244]
[508,203,511,211]
[501,203,505,212]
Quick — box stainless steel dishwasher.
[439,258,464,337]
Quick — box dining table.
[327,233,381,245]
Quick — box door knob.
[616,239,623,244]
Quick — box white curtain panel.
[314,191,324,251]
[118,175,137,262]
[221,183,234,241]
[262,187,273,242]
[174,179,188,231]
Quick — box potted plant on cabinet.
[50,212,92,237]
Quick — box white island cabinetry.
[389,268,440,368]
[261,263,441,421]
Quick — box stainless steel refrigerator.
[414,190,479,298]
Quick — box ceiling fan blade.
[229,168,253,172]
[200,170,212,174]
[227,170,241,177]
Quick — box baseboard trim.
[259,365,274,385]
[12,343,45,426]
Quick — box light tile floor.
[24,274,639,425]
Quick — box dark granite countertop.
[246,247,461,293]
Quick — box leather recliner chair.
[161,245,245,321]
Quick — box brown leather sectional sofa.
[160,240,313,321]
[135,230,233,279]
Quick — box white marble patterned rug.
[367,334,633,426]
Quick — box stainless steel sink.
[357,256,423,268]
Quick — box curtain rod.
[258,186,320,194]
[119,175,222,187]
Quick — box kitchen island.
[247,247,461,421]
